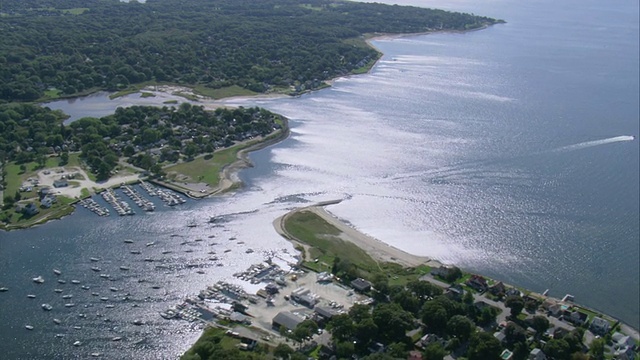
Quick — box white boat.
[71,280,80,284]
[53,318,61,324]
[112,337,122,341]
[110,287,118,292]
[55,333,65,338]
[90,257,100,262]
[33,276,45,284]
[27,294,36,299]
[146,241,155,247]
[119,266,130,271]
[42,303,53,311]
[57,279,66,284]
[81,285,90,290]
[62,294,73,299]
[106,304,115,308]
[90,352,101,357]
[100,297,109,301]
[25,325,34,330]
[54,288,63,293]
[99,274,110,279]
[73,341,81,347]
[53,269,62,276]
[0,287,8,292]
[124,239,134,243]
[73,326,82,330]
[130,250,141,254]
[64,303,75,307]
[91,267,101,272]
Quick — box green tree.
[588,337,605,360]
[423,342,446,360]
[544,338,571,360]
[336,341,355,358]
[446,315,475,342]
[329,314,355,342]
[273,343,294,359]
[372,303,414,342]
[467,332,502,360]
[531,315,550,337]
[421,301,449,334]
[504,295,525,318]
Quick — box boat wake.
[551,135,635,153]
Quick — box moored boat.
[53,269,62,276]
[42,303,53,311]
[33,276,45,284]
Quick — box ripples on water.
[2,0,639,357]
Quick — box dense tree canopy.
[0,0,502,101]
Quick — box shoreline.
[273,201,640,338]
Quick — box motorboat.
[73,341,82,347]
[71,280,81,284]
[27,294,36,299]
[53,269,62,276]
[130,250,141,255]
[62,294,73,299]
[53,318,61,324]
[109,287,118,292]
[90,257,100,262]
[81,285,90,290]
[119,266,130,271]
[42,303,53,311]
[112,337,122,341]
[57,279,66,284]
[64,303,76,307]
[33,276,45,284]
[91,267,101,272]
[54,289,63,293]
[25,325,34,330]
[0,287,8,292]
[124,239,134,244]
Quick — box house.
[490,281,507,296]
[466,275,489,292]
[408,350,423,360]
[529,348,547,360]
[612,332,636,350]
[494,331,507,345]
[562,310,588,326]
[38,187,51,198]
[446,284,465,300]
[272,311,303,331]
[290,287,318,308]
[417,333,447,349]
[351,278,372,292]
[431,265,458,279]
[613,345,636,360]
[589,317,610,335]
[53,179,68,188]
[40,196,54,208]
[23,202,40,216]
[314,306,337,321]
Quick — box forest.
[0,0,501,102]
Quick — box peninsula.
[177,202,639,360]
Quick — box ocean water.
[1,0,638,358]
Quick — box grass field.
[193,85,257,99]
[283,210,431,285]
[164,146,242,186]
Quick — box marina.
[121,185,155,212]
[100,188,135,216]
[77,198,109,217]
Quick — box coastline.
[272,201,640,339]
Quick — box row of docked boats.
[121,185,155,212]
[100,188,135,216]
[139,180,185,206]
[78,198,110,216]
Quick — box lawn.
[193,85,257,99]
[284,210,381,278]
[283,210,431,285]
[163,140,260,187]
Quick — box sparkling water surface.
[1,0,638,358]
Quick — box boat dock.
[100,188,135,216]
[121,185,155,212]
[78,198,110,216]
[139,180,186,206]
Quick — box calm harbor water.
[1,0,638,358]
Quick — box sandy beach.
[274,201,441,268]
